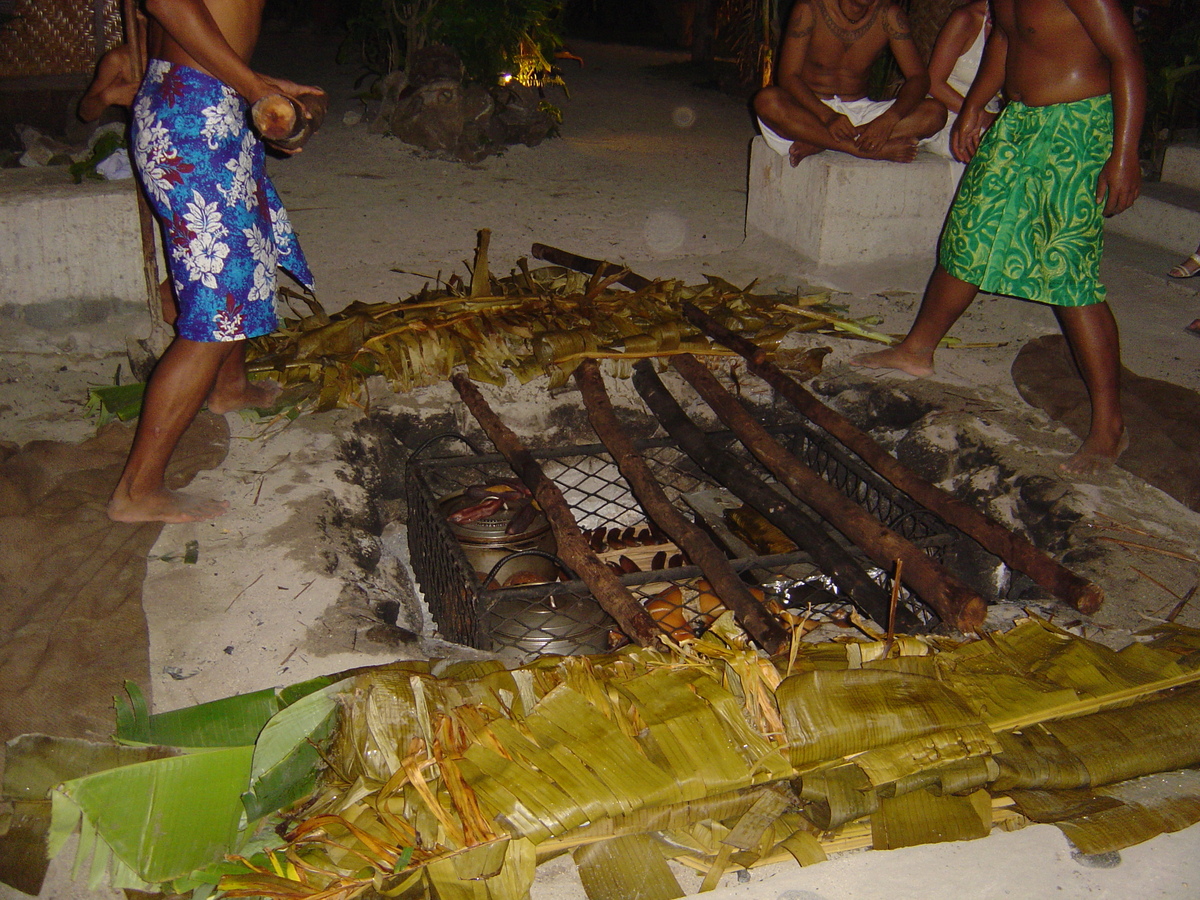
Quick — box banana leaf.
[574,833,684,900]
[0,736,181,895]
[871,788,991,850]
[1009,769,1200,855]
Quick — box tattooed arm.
[857,3,932,150]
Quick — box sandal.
[1169,252,1200,278]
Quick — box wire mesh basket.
[405,422,976,663]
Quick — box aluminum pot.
[484,591,614,660]
[439,491,559,586]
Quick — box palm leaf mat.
[244,230,987,414]
[8,617,1200,899]
[88,234,996,422]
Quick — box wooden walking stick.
[683,303,1105,614]
[121,0,172,379]
[671,353,987,632]
[450,373,662,648]
[576,359,790,655]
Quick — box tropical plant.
[1137,0,1200,176]
[341,0,566,86]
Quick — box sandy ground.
[3,28,1200,900]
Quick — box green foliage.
[69,130,126,183]
[341,0,566,85]
[431,0,565,84]
[1135,1,1200,173]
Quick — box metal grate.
[406,422,975,662]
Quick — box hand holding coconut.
[250,77,328,153]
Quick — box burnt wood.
[672,353,987,632]
[576,360,790,655]
[684,303,1104,615]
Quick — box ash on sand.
[814,371,1200,644]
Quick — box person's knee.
[913,98,948,135]
[752,87,783,120]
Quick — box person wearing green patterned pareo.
[941,95,1113,307]
[854,0,1145,477]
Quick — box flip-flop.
[1168,252,1200,278]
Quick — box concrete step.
[1162,141,1200,192]
[1103,179,1200,258]
[0,166,145,314]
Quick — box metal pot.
[439,491,559,586]
[484,591,614,660]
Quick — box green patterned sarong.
[939,94,1113,307]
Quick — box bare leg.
[755,87,866,159]
[851,266,979,375]
[1055,303,1126,475]
[108,337,236,524]
[206,341,283,414]
[888,97,949,143]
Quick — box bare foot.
[1058,430,1129,477]
[108,488,230,523]
[789,139,822,167]
[850,346,934,376]
[207,378,283,415]
[871,137,919,163]
[1186,318,1200,337]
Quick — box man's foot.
[1058,430,1129,477]
[852,138,919,163]
[1168,252,1200,278]
[850,346,934,376]
[107,488,230,523]
[788,139,822,167]
[1186,318,1200,338]
[871,137,919,163]
[207,378,283,414]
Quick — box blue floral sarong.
[131,59,315,342]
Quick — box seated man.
[754,0,946,166]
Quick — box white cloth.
[758,95,899,157]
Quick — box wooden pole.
[630,360,919,635]
[122,0,172,378]
[575,360,790,655]
[671,353,987,632]
[450,373,662,648]
[531,243,654,291]
[683,303,1105,614]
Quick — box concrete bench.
[745,135,964,293]
[0,167,145,321]
[1104,142,1200,257]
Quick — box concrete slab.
[1162,141,1200,191]
[0,167,145,311]
[1104,180,1200,257]
[746,136,960,292]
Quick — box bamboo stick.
[450,373,661,647]
[575,360,790,656]
[630,360,903,639]
[683,303,1105,615]
[122,0,172,375]
[671,354,987,632]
